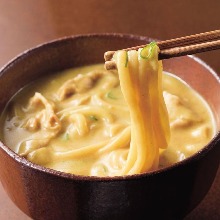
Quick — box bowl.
[0,34,219,220]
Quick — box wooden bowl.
[0,34,219,220]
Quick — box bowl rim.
[0,33,220,182]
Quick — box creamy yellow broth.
[0,63,216,176]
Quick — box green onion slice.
[89,115,98,121]
[106,91,117,99]
[140,41,157,60]
[125,52,128,67]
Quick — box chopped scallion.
[140,41,157,60]
[106,91,117,99]
[125,52,128,67]
[89,115,98,121]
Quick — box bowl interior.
[0,34,219,169]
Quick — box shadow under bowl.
[0,34,220,220]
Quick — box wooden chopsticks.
[104,30,220,70]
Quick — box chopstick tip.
[104,51,115,61]
[104,61,117,70]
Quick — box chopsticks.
[104,30,220,70]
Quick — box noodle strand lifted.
[115,43,170,175]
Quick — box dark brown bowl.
[0,34,220,220]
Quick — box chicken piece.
[24,92,61,133]
[57,71,103,100]
[164,91,202,129]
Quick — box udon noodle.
[0,43,216,176]
[115,43,170,174]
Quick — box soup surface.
[0,63,216,176]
